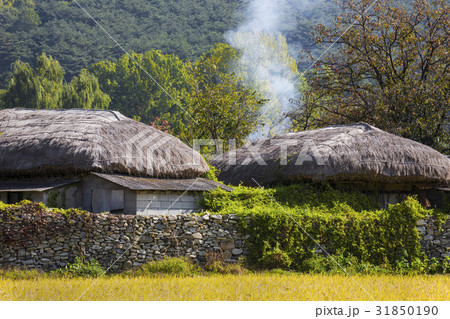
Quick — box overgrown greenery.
[202,183,380,213]
[202,184,449,272]
[51,257,104,278]
[0,200,91,219]
[203,163,220,182]
[0,200,93,246]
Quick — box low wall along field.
[0,203,246,272]
[0,201,449,272]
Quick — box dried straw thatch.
[210,123,450,187]
[0,108,208,178]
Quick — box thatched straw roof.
[0,108,208,178]
[210,123,450,187]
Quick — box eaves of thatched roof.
[0,179,79,192]
[0,108,208,178]
[210,123,450,187]
[92,173,233,192]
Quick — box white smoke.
[226,0,316,140]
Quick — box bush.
[203,164,220,182]
[427,257,450,274]
[301,253,388,275]
[259,247,292,270]
[132,257,199,277]
[51,257,105,278]
[203,251,248,275]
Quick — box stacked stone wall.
[418,217,450,259]
[1,213,449,271]
[0,213,246,271]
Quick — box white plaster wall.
[136,191,202,216]
[63,185,79,208]
[23,192,44,203]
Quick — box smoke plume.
[226,0,315,140]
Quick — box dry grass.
[0,274,449,301]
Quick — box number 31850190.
[376,306,438,316]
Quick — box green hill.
[0,0,243,87]
[0,0,413,88]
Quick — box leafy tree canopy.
[90,50,192,133]
[182,43,265,150]
[289,0,449,153]
[1,52,109,110]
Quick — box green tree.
[90,50,192,131]
[2,52,63,109]
[62,69,110,109]
[182,43,265,150]
[290,0,449,152]
[0,1,18,29]
[0,0,40,32]
[1,52,109,110]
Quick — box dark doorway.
[7,192,23,204]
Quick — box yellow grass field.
[0,274,449,301]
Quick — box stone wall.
[418,217,450,259]
[0,212,247,272]
[1,212,449,272]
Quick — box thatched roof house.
[0,108,207,178]
[210,123,450,207]
[0,108,231,214]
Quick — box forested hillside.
[0,0,245,87]
[0,0,414,88]
[0,0,351,88]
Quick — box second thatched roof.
[0,108,208,178]
[210,123,450,187]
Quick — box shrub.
[259,246,293,269]
[203,164,220,182]
[203,251,248,275]
[0,201,94,247]
[51,257,104,278]
[427,257,450,274]
[201,183,379,214]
